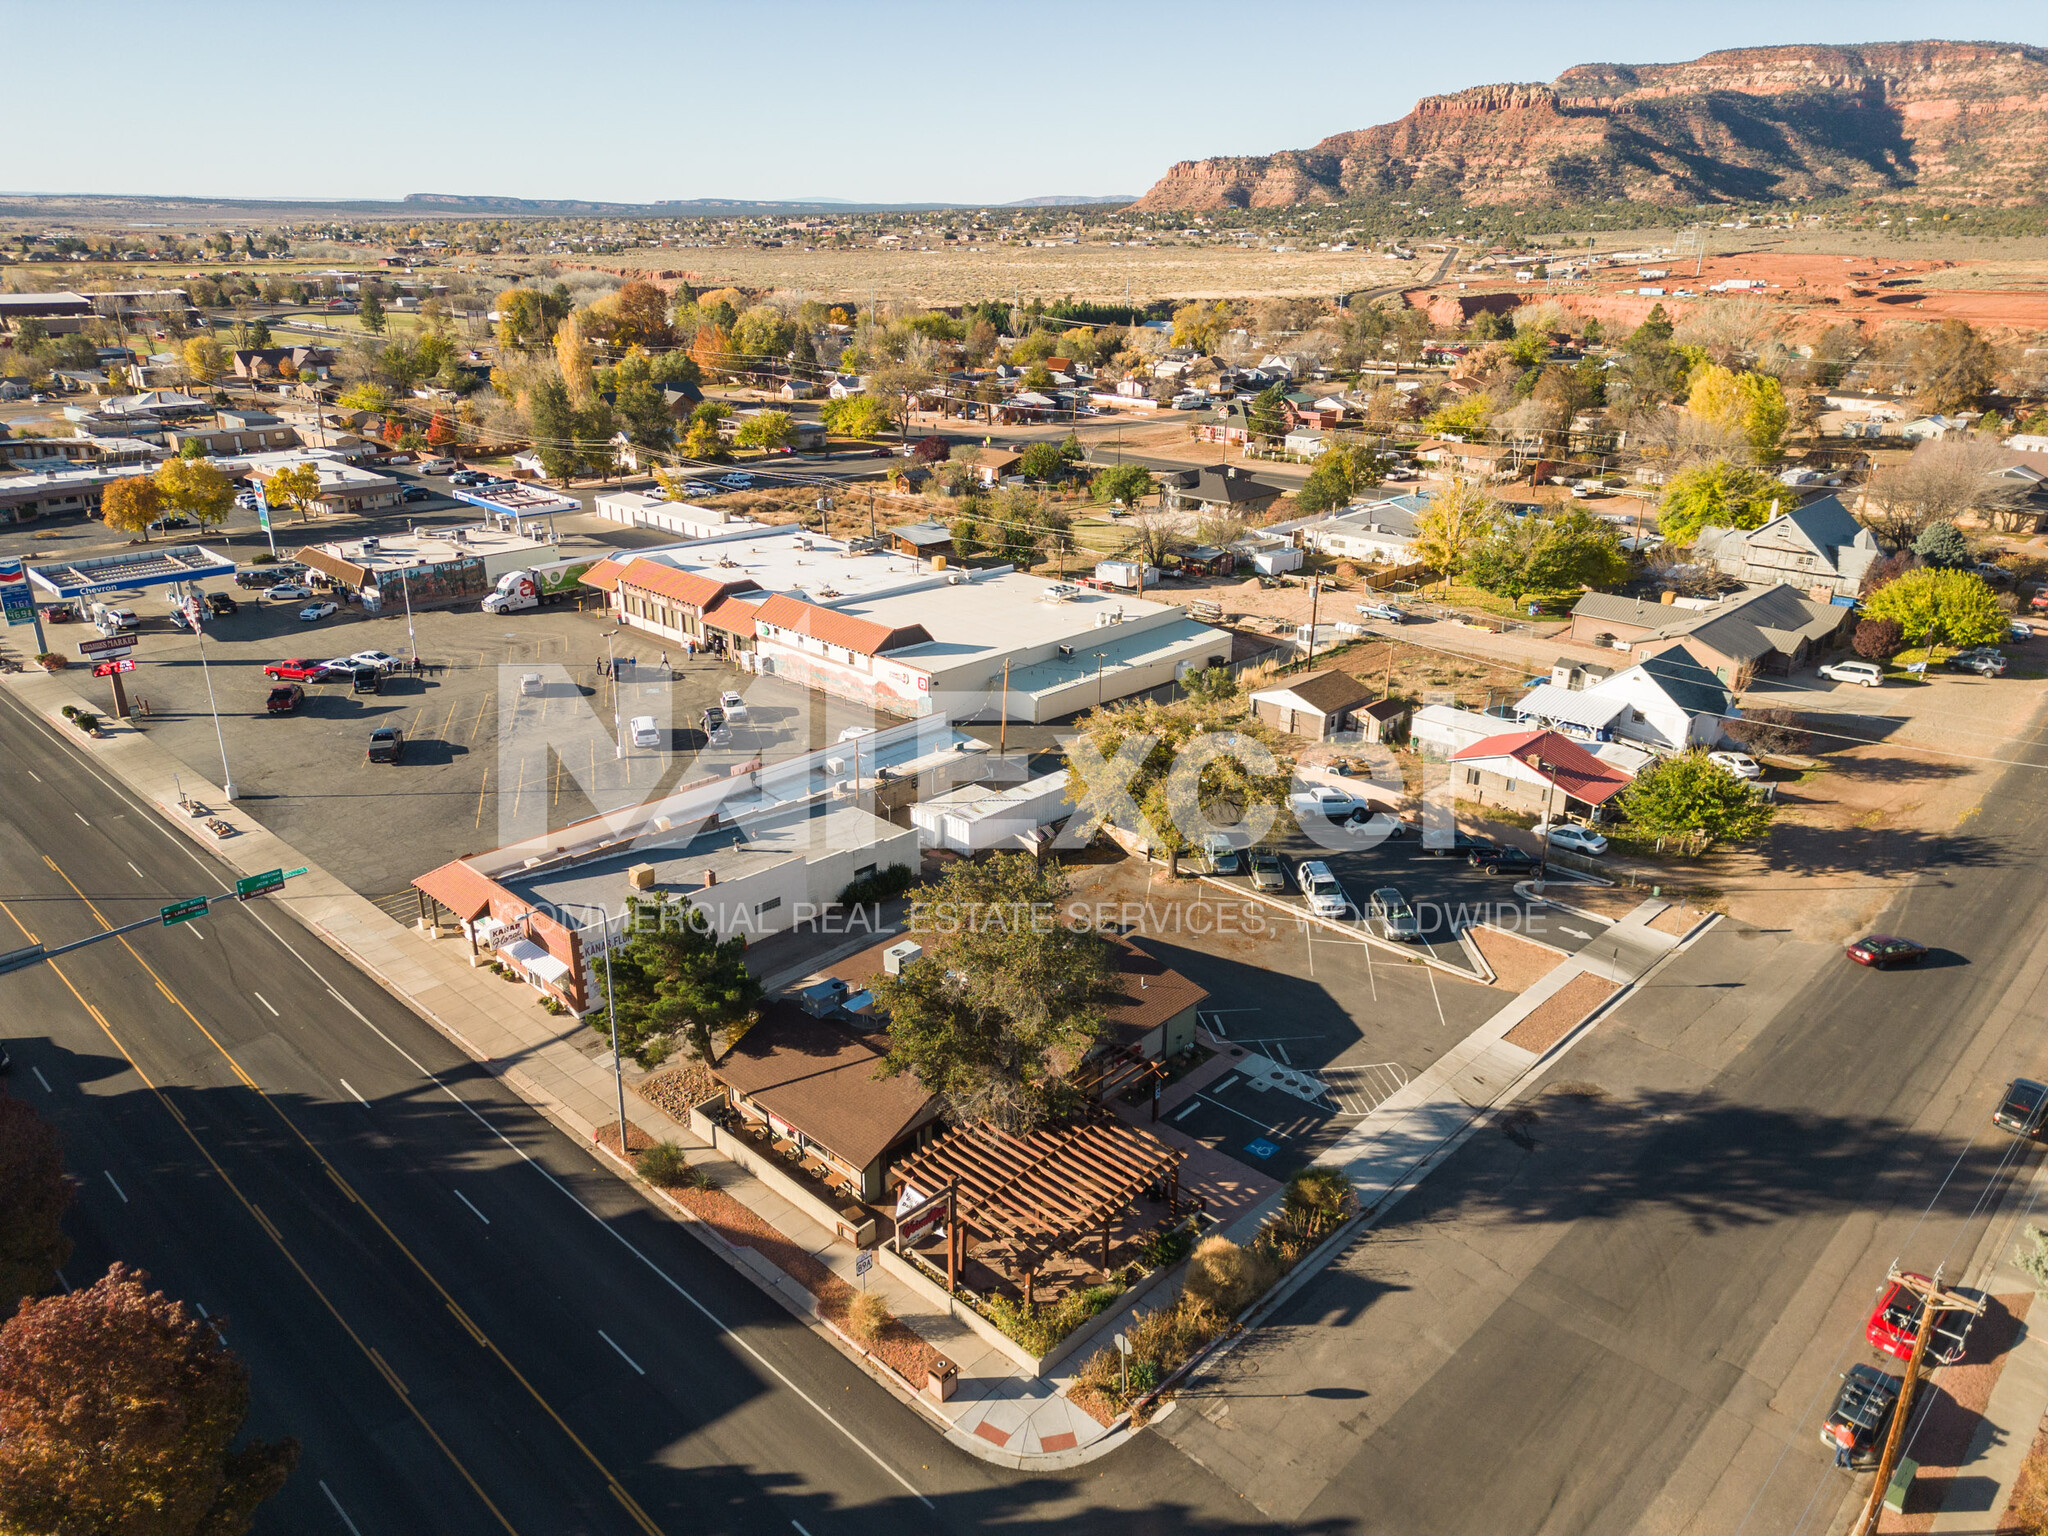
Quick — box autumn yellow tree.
[1686,364,1790,462]
[154,458,234,528]
[1411,479,1503,587]
[690,324,731,379]
[182,336,229,388]
[99,475,165,539]
[555,311,594,403]
[266,463,323,523]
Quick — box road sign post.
[235,869,286,900]
[855,1248,873,1290]
[160,896,210,927]
[0,556,45,656]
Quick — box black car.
[401,485,432,502]
[1470,844,1540,876]
[1995,1078,2048,1140]
[1946,649,2008,677]
[366,727,404,764]
[1419,831,1493,858]
[350,666,382,696]
[1820,1364,1900,1470]
[204,591,238,616]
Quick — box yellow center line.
[37,851,668,1536]
[34,959,520,1536]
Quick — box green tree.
[1911,519,1970,570]
[682,419,728,461]
[1860,566,2008,651]
[1615,750,1776,851]
[1247,384,1289,442]
[1090,463,1154,508]
[1021,363,1055,391]
[733,409,796,450]
[1466,506,1628,603]
[1656,460,1781,544]
[0,1098,73,1318]
[1411,479,1502,583]
[821,394,893,439]
[598,898,763,1067]
[266,462,322,523]
[874,855,1115,1130]
[0,1264,298,1536]
[357,289,386,335]
[335,382,391,412]
[527,375,581,481]
[1293,440,1378,515]
[1907,319,1999,412]
[1019,441,1065,480]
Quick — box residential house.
[1692,494,1879,602]
[964,447,1021,488]
[1283,392,1341,430]
[777,378,817,400]
[1250,669,1383,742]
[1283,429,1329,458]
[1160,465,1284,519]
[1449,728,1633,820]
[1568,584,1854,686]
[1900,414,1974,441]
[1301,492,1429,565]
[1196,401,1255,446]
[1511,647,1734,754]
[1412,703,1524,759]
[827,375,865,399]
[1415,438,1515,482]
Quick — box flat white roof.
[844,573,1186,657]
[314,525,552,571]
[623,525,941,606]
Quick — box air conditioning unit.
[947,572,967,585]
[794,535,814,550]
[825,756,847,774]
[882,940,923,976]
[360,536,380,553]
[1058,644,1076,658]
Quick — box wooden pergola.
[893,1115,1183,1300]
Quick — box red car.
[1846,935,1927,969]
[265,657,335,682]
[1866,1274,1975,1365]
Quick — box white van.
[628,716,661,749]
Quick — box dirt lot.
[553,242,1418,305]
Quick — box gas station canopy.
[25,544,238,602]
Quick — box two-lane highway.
[0,685,1279,1536]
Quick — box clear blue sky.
[9,0,2048,205]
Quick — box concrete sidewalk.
[4,664,1711,1469]
[2,665,1126,1467]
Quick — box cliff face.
[1134,41,2048,210]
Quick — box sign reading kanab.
[0,558,34,628]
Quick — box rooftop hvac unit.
[794,535,814,550]
[882,940,923,976]
[947,572,967,585]
[1058,644,1076,658]
[360,536,380,553]
[825,756,847,774]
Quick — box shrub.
[59,705,77,720]
[636,1141,705,1189]
[983,1281,1123,1355]
[1181,1236,1279,1317]
[72,712,99,732]
[1139,1222,1196,1269]
[846,1289,893,1343]
[837,863,915,907]
[251,552,277,565]
[1722,705,1810,758]
[1853,618,1906,660]
[1281,1167,1357,1241]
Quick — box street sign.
[235,869,286,900]
[160,896,209,927]
[91,659,135,678]
[284,866,308,878]
[0,558,34,628]
[77,633,136,658]
[854,1249,873,1278]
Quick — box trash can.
[927,1358,957,1403]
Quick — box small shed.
[889,520,955,561]
[1249,669,1380,741]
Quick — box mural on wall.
[760,648,931,717]
[367,557,487,612]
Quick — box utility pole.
[1306,577,1322,663]
[1854,1268,1984,1536]
[999,657,1010,757]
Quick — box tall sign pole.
[0,558,45,657]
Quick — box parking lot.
[1065,862,1508,1179]
[81,597,884,902]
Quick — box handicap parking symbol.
[1244,1138,1279,1160]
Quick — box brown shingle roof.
[1099,941,1208,1050]
[1254,667,1376,717]
[712,1002,934,1170]
[753,593,933,657]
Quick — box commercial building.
[0,466,155,525]
[239,450,403,516]
[909,769,1072,854]
[297,525,562,613]
[25,543,237,605]
[591,490,769,542]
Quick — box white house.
[1411,703,1514,759]
[1302,492,1430,565]
[1283,429,1329,458]
[828,375,865,399]
[1511,646,1734,754]
[1900,414,1973,441]
[909,770,1072,854]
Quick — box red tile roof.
[700,594,761,637]
[615,561,761,611]
[411,859,502,922]
[1452,728,1631,807]
[579,555,630,593]
[753,593,932,657]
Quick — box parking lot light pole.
[195,624,236,800]
[603,628,623,759]
[564,901,630,1161]
[1534,760,1558,886]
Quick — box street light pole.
[195,623,236,799]
[603,628,623,759]
[565,901,631,1160]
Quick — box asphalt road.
[0,686,1279,1536]
[1151,691,2048,1533]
